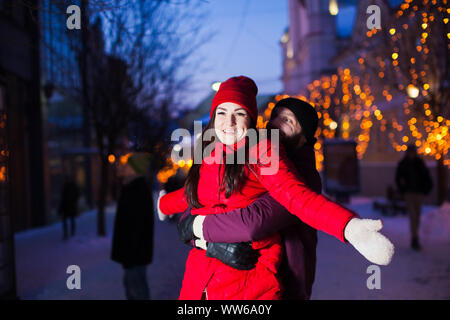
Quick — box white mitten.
[157,189,167,221]
[193,215,206,240]
[344,218,394,266]
[194,239,207,250]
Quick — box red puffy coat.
[160,137,356,300]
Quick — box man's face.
[269,107,306,149]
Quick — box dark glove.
[206,242,259,271]
[177,214,197,243]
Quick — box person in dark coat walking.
[58,174,80,240]
[395,144,433,250]
[111,152,155,300]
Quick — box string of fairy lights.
[155,0,448,182]
[389,1,448,164]
[370,0,448,165]
[260,0,449,171]
[260,67,377,171]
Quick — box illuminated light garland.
[355,0,449,167]
[261,67,378,170]
[156,156,193,184]
[159,0,449,179]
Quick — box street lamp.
[329,0,339,16]
[211,82,221,92]
[407,84,419,98]
[173,144,181,152]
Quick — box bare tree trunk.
[79,0,93,209]
[97,154,108,236]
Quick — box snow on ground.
[14,196,450,300]
[311,199,450,300]
[421,202,450,242]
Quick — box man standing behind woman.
[178,97,322,299]
[159,76,395,300]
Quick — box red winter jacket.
[159,137,356,300]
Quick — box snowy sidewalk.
[14,203,190,300]
[14,198,450,300]
[311,199,450,300]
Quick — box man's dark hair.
[270,98,319,145]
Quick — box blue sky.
[180,0,404,109]
[183,0,289,108]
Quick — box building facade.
[281,0,446,203]
[281,0,355,95]
[0,0,45,298]
[40,0,97,222]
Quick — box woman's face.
[214,102,251,145]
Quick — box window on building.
[388,0,404,8]
[335,1,357,38]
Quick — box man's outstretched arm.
[200,192,298,243]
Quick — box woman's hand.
[344,218,395,265]
[157,189,167,221]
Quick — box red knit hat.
[210,76,258,121]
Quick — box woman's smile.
[222,128,244,136]
[214,102,251,145]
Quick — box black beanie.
[270,98,319,145]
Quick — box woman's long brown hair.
[184,111,257,208]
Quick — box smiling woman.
[157,76,393,301]
[214,103,251,146]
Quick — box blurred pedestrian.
[58,174,80,241]
[111,152,155,300]
[395,144,433,250]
